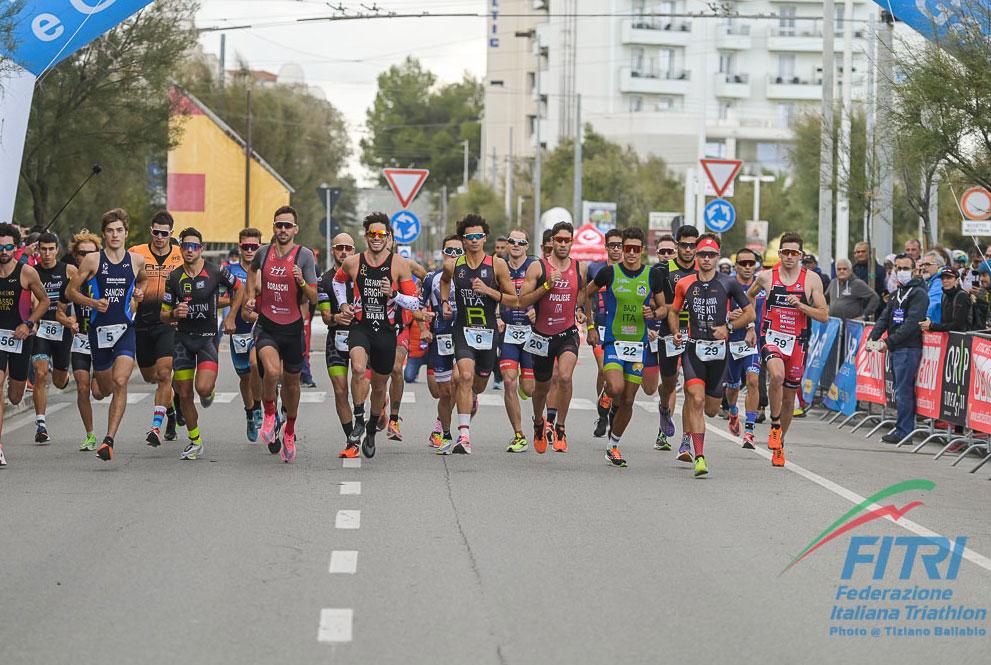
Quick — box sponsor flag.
[914,331,947,419]
[825,320,863,416]
[967,334,991,434]
[801,317,841,404]
[855,324,886,405]
[939,332,972,427]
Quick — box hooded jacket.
[870,277,929,349]
[929,285,971,332]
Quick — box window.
[779,6,796,36]
[835,4,844,36]
[656,96,675,111]
[526,71,536,92]
[718,51,736,76]
[718,101,733,120]
[527,114,537,137]
[658,48,674,77]
[631,46,646,74]
[776,103,796,128]
[705,141,727,158]
[777,53,796,80]
[757,143,789,170]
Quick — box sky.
[195,1,488,184]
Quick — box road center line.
[335,510,360,529]
[329,551,358,574]
[340,481,361,495]
[318,608,353,642]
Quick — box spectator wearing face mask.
[827,259,880,320]
[920,268,972,333]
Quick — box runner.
[587,229,622,437]
[58,231,102,451]
[129,211,183,446]
[582,227,657,468]
[417,235,461,450]
[160,227,240,460]
[317,234,356,447]
[387,308,414,441]
[495,228,537,452]
[746,232,828,467]
[646,234,678,450]
[66,208,148,462]
[225,227,264,441]
[244,206,319,463]
[31,233,74,443]
[518,221,588,454]
[667,234,754,477]
[724,248,761,448]
[333,212,421,459]
[438,214,520,454]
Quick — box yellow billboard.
[167,89,293,242]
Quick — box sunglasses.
[697,251,720,260]
[623,244,643,253]
[274,221,296,230]
[0,243,16,252]
[605,242,623,250]
[366,229,389,239]
[333,244,355,252]
[506,238,528,247]
[240,243,260,252]
[779,249,802,257]
[736,260,756,268]
[75,250,95,257]
[180,242,202,251]
[553,235,573,244]
[151,229,171,238]
[678,241,696,249]
[463,232,487,241]
[443,247,465,257]
[657,248,676,255]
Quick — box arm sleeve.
[331,279,349,307]
[316,276,332,311]
[593,264,614,288]
[393,293,421,311]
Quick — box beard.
[0,255,12,264]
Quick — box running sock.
[457,414,471,438]
[263,400,276,416]
[252,401,261,412]
[691,432,705,458]
[151,406,166,429]
[681,432,691,448]
[546,408,558,425]
[745,411,757,431]
[443,430,451,439]
[189,427,201,442]
[286,418,296,436]
[343,421,354,437]
[367,414,380,435]
[353,403,365,421]
[166,407,175,418]
[597,398,610,419]
[728,405,739,417]
[244,407,253,420]
[36,415,46,428]
[609,432,622,447]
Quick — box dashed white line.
[318,608,353,642]
[335,510,361,529]
[297,392,327,403]
[342,458,361,469]
[329,551,358,574]
[340,481,361,495]
[193,392,238,404]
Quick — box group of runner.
[0,207,829,478]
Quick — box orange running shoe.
[552,427,568,453]
[772,448,785,467]
[605,446,627,467]
[386,417,402,441]
[96,439,113,461]
[768,425,783,451]
[338,443,360,459]
[533,418,547,454]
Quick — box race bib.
[0,329,23,354]
[664,335,684,357]
[614,340,644,363]
[436,333,454,356]
[766,328,796,356]
[466,327,494,350]
[649,335,659,353]
[37,320,64,341]
[233,333,254,354]
[525,332,550,357]
[96,323,128,349]
[333,330,349,353]
[695,338,726,361]
[71,333,91,355]
[597,326,605,341]
[729,339,756,359]
[505,324,531,345]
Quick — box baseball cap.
[940,267,958,279]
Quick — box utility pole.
[219,33,226,89]
[505,126,514,224]
[739,174,776,225]
[695,20,709,231]
[244,88,252,229]
[863,11,876,245]
[875,10,894,257]
[835,0,854,261]
[534,44,543,243]
[817,0,836,267]
[462,139,470,191]
[572,94,583,223]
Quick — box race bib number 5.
[96,324,128,349]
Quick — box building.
[481,0,874,186]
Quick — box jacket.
[870,278,929,350]
[929,286,971,332]
[926,274,943,322]
[826,276,880,320]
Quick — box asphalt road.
[1,328,989,664]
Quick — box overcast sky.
[195,1,488,184]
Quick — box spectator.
[494,236,508,261]
[851,241,884,289]
[718,257,732,275]
[918,250,945,323]
[867,254,929,444]
[827,259,880,320]
[904,238,922,262]
[921,268,971,332]
[802,253,830,291]
[883,253,898,295]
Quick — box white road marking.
[125,393,149,404]
[329,551,358,574]
[335,510,361,529]
[318,608,353,642]
[340,481,361,495]
[3,403,70,432]
[476,393,503,407]
[342,458,361,468]
[297,392,327,403]
[194,392,238,404]
[568,398,595,410]
[402,391,415,403]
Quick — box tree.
[0,1,21,79]
[361,57,483,192]
[15,1,198,233]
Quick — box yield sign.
[383,168,429,209]
[700,159,742,198]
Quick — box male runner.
[333,213,420,459]
[225,227,264,441]
[31,233,74,443]
[244,206,319,463]
[724,248,761,448]
[583,227,656,468]
[387,308,414,440]
[642,233,677,450]
[518,221,587,453]
[587,229,622,437]
[160,228,239,459]
[667,234,754,477]
[66,208,148,461]
[317,234,356,447]
[746,232,828,466]
[498,228,537,452]
[130,211,183,446]
[58,231,102,451]
[0,224,51,466]
[439,214,520,454]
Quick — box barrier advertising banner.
[855,325,886,405]
[966,334,991,435]
[914,331,947,419]
[801,317,841,404]
[825,320,863,416]
[939,332,972,427]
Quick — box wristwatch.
[726,321,735,333]
[23,320,35,331]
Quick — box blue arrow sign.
[391,210,421,244]
[872,1,991,43]
[704,198,736,233]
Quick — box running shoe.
[742,431,756,449]
[362,429,376,459]
[180,440,203,460]
[768,426,783,451]
[654,431,671,451]
[453,435,472,455]
[96,438,113,461]
[386,418,402,441]
[506,433,528,453]
[428,431,443,448]
[755,409,766,424]
[246,415,259,443]
[201,390,215,408]
[605,446,627,467]
[145,427,162,447]
[0,443,6,466]
[694,455,709,477]
[552,427,568,453]
[261,412,277,450]
[518,383,530,401]
[435,436,455,455]
[348,419,364,448]
[252,408,264,435]
[659,408,675,437]
[164,411,177,441]
[281,431,296,463]
[728,414,741,437]
[593,416,608,438]
[35,425,50,444]
[793,406,807,418]
[376,412,387,432]
[676,439,693,463]
[79,434,98,452]
[771,448,785,467]
[533,418,548,454]
[339,443,360,458]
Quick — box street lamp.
[316,183,342,271]
[738,174,776,224]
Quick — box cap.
[979,262,991,276]
[953,251,968,263]
[802,253,817,263]
[718,257,732,267]
[940,267,958,279]
[696,237,720,253]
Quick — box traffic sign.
[961,187,991,221]
[390,210,421,244]
[383,168,429,209]
[700,159,742,198]
[962,220,991,236]
[704,198,736,233]
[396,244,413,259]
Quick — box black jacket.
[929,286,971,332]
[870,278,929,349]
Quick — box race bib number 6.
[436,333,454,356]
[466,327,494,350]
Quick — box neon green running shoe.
[694,455,709,478]
[79,434,98,452]
[506,433,529,453]
[654,431,671,451]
